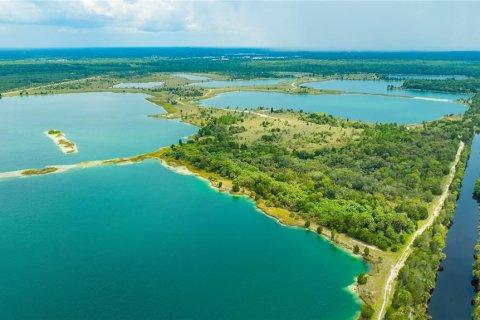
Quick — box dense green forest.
[2,57,480,92]
[162,95,479,250]
[401,79,480,94]
[385,144,469,319]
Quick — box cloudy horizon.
[1,1,480,50]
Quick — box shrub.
[357,272,368,285]
[232,182,240,192]
[360,303,374,319]
[363,247,370,256]
[353,245,360,254]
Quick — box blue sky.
[0,0,479,50]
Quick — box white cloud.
[0,0,46,23]
[79,0,198,31]
[0,0,200,32]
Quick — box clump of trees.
[473,178,480,199]
[47,129,61,135]
[151,86,204,98]
[300,112,369,129]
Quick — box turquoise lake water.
[190,79,288,87]
[173,73,211,81]
[200,91,467,124]
[301,80,470,100]
[0,93,197,172]
[0,92,367,319]
[113,82,164,89]
[0,162,367,320]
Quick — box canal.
[429,134,480,319]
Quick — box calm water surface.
[0,93,197,172]
[0,161,367,320]
[200,91,466,124]
[428,134,480,320]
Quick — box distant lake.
[301,80,470,100]
[0,93,197,172]
[172,73,211,81]
[113,82,164,89]
[199,91,467,124]
[190,79,288,87]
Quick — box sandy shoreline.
[0,157,146,180]
[412,96,451,102]
[0,161,104,180]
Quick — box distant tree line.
[2,57,480,93]
[401,79,480,93]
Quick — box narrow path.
[202,89,213,98]
[291,81,297,89]
[376,141,464,319]
[222,108,295,123]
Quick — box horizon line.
[0,47,480,53]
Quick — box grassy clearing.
[146,95,179,116]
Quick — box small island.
[45,129,78,154]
